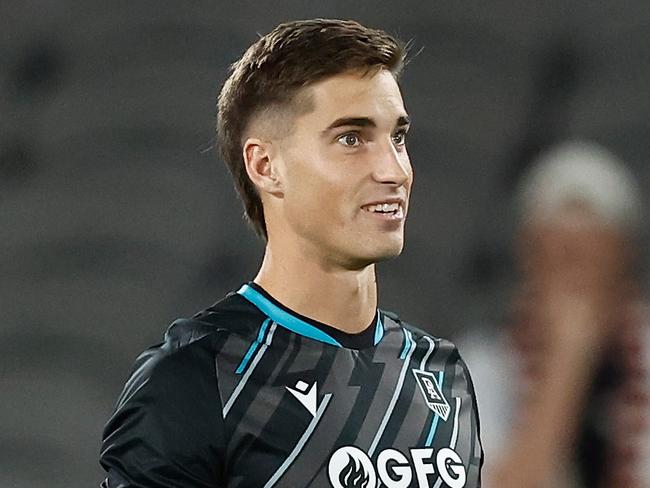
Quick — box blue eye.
[338,133,360,147]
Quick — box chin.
[334,233,404,268]
[358,242,404,265]
[377,246,404,261]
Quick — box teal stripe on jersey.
[223,322,278,417]
[235,318,272,374]
[373,314,384,345]
[399,328,413,359]
[237,284,343,347]
[425,371,445,446]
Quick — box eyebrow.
[321,115,411,135]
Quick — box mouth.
[360,201,405,221]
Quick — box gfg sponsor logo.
[328,445,466,488]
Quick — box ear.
[242,138,283,196]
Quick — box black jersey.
[100,282,483,487]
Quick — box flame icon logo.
[339,454,370,488]
[328,446,377,488]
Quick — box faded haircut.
[217,18,407,240]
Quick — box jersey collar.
[236,282,384,348]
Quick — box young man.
[100,19,482,488]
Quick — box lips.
[361,197,405,207]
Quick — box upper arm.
[99,337,226,487]
[456,348,485,474]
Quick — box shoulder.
[380,308,479,389]
[100,296,262,485]
[175,290,268,344]
[115,291,266,409]
[380,308,458,355]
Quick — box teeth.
[364,202,400,213]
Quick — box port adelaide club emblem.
[412,369,450,421]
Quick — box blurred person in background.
[458,140,650,488]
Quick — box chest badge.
[412,369,450,421]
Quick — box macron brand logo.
[413,369,450,421]
[286,380,317,417]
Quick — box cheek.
[281,146,362,230]
[284,170,345,228]
[293,182,358,239]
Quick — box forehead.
[302,69,406,125]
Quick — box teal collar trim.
[237,283,384,348]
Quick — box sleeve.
[99,337,226,487]
[457,351,485,486]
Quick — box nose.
[372,138,411,187]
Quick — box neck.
[253,239,378,335]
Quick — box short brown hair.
[216,18,407,240]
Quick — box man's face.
[270,69,413,269]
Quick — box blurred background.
[1,1,649,487]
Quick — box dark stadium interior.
[1,1,649,486]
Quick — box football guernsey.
[100,282,483,487]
